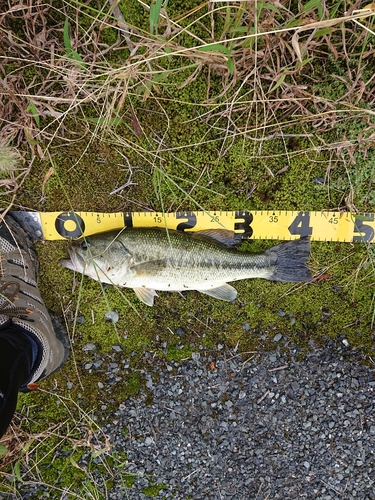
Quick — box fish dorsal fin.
[130,260,166,277]
[191,229,242,249]
[199,284,237,302]
[133,287,158,306]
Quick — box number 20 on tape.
[40,210,375,243]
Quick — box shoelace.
[0,281,32,318]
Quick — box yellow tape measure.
[33,210,375,242]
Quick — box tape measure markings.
[38,210,375,243]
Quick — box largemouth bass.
[60,228,311,306]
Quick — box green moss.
[122,473,136,488]
[142,482,168,497]
[165,343,194,361]
[123,371,143,398]
[118,0,149,33]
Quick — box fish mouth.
[60,245,86,272]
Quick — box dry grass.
[1,1,374,186]
[0,419,30,471]
[0,144,29,194]
[0,393,115,498]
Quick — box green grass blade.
[26,102,40,127]
[198,43,231,56]
[63,18,72,54]
[14,461,23,482]
[150,0,163,35]
[269,73,286,93]
[63,18,85,68]
[227,57,234,75]
[302,0,322,12]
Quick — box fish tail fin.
[267,237,311,282]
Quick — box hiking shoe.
[0,215,70,387]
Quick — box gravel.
[10,335,375,499]
[101,337,375,500]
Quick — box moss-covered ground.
[1,0,375,497]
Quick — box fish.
[60,228,311,306]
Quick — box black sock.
[0,329,34,437]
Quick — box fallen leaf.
[41,166,54,198]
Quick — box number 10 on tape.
[38,210,375,242]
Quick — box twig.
[257,390,270,404]
[268,364,289,372]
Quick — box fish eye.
[81,241,91,251]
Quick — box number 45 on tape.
[9,210,375,243]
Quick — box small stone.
[105,311,119,323]
[312,177,325,184]
[83,343,96,351]
[273,333,282,342]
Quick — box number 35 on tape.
[36,210,375,243]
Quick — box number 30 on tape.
[39,210,375,243]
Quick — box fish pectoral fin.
[192,229,243,249]
[199,284,237,302]
[133,287,158,306]
[130,260,166,277]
